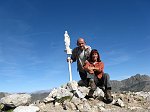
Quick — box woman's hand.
[87,67,94,74]
[93,67,99,71]
[88,69,94,74]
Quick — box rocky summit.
[0,79,150,112]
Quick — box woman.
[83,49,113,103]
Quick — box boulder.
[0,93,31,108]
[13,105,39,112]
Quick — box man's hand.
[67,57,73,63]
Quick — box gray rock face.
[0,93,31,108]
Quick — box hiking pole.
[64,31,72,81]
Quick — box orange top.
[83,61,104,79]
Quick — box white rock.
[74,90,85,98]
[129,106,143,110]
[43,97,54,103]
[115,98,125,107]
[93,87,104,98]
[67,80,78,91]
[0,93,31,107]
[13,106,39,112]
[44,87,73,101]
[96,102,105,107]
[78,86,89,96]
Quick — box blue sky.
[0,0,150,93]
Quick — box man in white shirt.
[68,38,92,86]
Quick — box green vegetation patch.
[55,96,72,103]
[0,103,4,110]
[6,109,14,112]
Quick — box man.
[68,38,92,86]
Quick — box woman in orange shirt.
[83,49,113,103]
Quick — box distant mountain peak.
[111,74,150,92]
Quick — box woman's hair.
[89,49,101,62]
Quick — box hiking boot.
[85,79,96,99]
[105,89,113,103]
[85,89,94,99]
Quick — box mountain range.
[110,74,150,92]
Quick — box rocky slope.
[30,74,150,102]
[0,74,150,112]
[0,80,150,112]
[110,74,150,92]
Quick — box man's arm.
[71,47,78,62]
[67,47,77,63]
[85,45,92,60]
